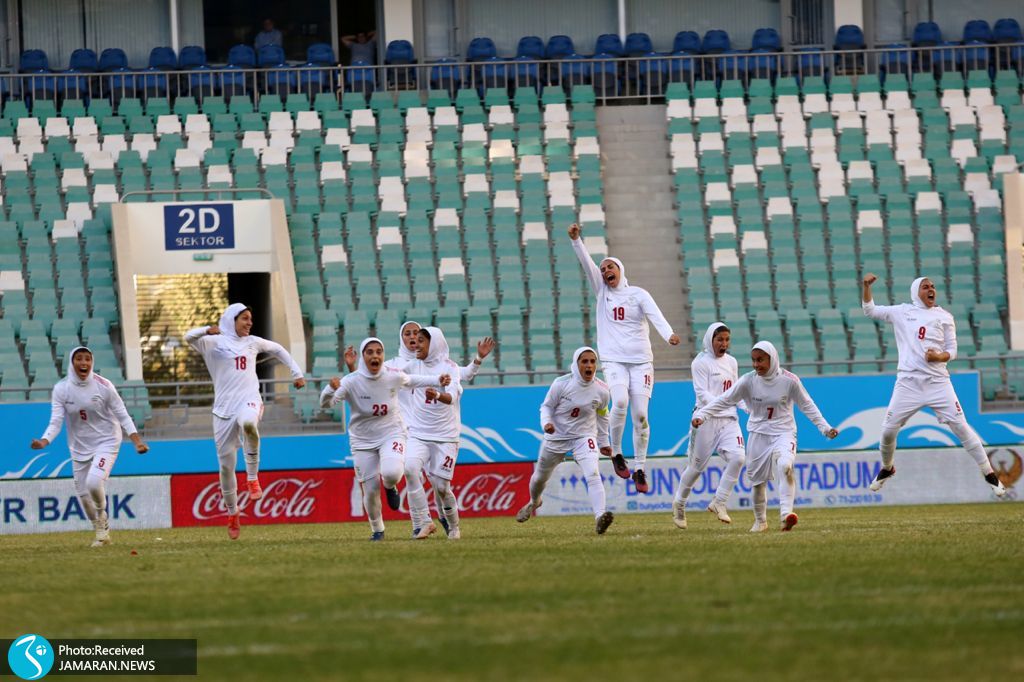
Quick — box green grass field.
[3,504,1023,681]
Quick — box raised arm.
[569,224,604,295]
[861,272,896,322]
[184,325,213,351]
[460,337,495,382]
[790,378,837,437]
[693,377,749,424]
[402,372,448,389]
[320,377,346,408]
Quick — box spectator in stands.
[254,18,283,51]
[343,29,377,64]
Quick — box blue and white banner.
[2,373,1024,480]
[163,203,235,250]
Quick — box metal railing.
[2,42,1022,108]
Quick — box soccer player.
[402,327,465,540]
[185,303,306,540]
[321,338,451,540]
[692,341,839,532]
[861,273,1007,496]
[569,223,680,493]
[672,322,746,529]
[31,347,149,547]
[516,347,616,535]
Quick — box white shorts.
[884,374,966,430]
[687,417,745,472]
[72,452,117,495]
[213,404,263,454]
[407,438,460,481]
[352,435,407,483]
[602,361,654,398]
[536,438,601,478]
[745,432,797,486]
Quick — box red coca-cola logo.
[171,470,350,527]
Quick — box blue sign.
[1,373,1023,480]
[163,203,235,250]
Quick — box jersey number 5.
[612,306,626,321]
[79,410,87,421]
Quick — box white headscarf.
[218,302,251,340]
[397,320,421,361]
[357,337,385,378]
[910,276,927,309]
[570,346,599,386]
[702,321,729,356]
[420,326,450,367]
[599,256,628,289]
[66,345,93,386]
[752,340,782,383]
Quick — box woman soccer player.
[402,327,465,540]
[516,347,615,535]
[569,223,680,493]
[321,338,451,540]
[692,341,839,532]
[31,347,149,547]
[185,303,305,540]
[672,322,746,529]
[862,273,1006,496]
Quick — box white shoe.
[515,499,541,523]
[707,500,732,524]
[990,480,1007,498]
[447,527,461,540]
[750,519,768,533]
[413,521,437,539]
[91,515,110,547]
[869,466,896,491]
[672,500,687,529]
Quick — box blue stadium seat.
[701,30,731,54]
[99,48,128,71]
[592,53,619,96]
[431,57,462,94]
[511,55,540,91]
[834,24,866,72]
[468,37,498,61]
[385,40,416,88]
[345,59,375,96]
[19,50,56,100]
[993,18,1023,68]
[476,56,507,91]
[879,43,911,76]
[227,44,257,68]
[516,36,545,60]
[306,42,336,65]
[69,48,99,72]
[545,35,575,60]
[595,34,624,58]
[178,45,208,69]
[912,21,942,46]
[257,45,286,67]
[994,17,1022,43]
[748,27,782,78]
[962,19,993,43]
[752,27,782,51]
[103,67,137,100]
[960,20,993,71]
[625,32,653,57]
[673,31,701,54]
[148,46,176,69]
[59,49,98,97]
[19,49,50,72]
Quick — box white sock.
[244,452,259,481]
[715,454,744,505]
[584,471,606,518]
[879,427,897,470]
[630,393,650,468]
[361,479,385,532]
[674,465,702,505]
[610,385,629,454]
[431,478,460,530]
[218,447,238,514]
[779,461,796,518]
[753,483,767,523]
[405,466,431,529]
[948,420,995,474]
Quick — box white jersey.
[186,326,303,419]
[384,355,479,419]
[41,373,138,461]
[695,369,832,438]
[863,300,957,379]
[540,374,611,448]
[404,359,463,443]
[691,353,741,418]
[320,367,440,450]
[572,238,674,364]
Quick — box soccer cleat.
[595,511,614,535]
[412,522,437,540]
[515,499,542,523]
[632,469,649,494]
[370,531,385,541]
[227,513,241,540]
[750,519,768,533]
[610,454,630,479]
[781,513,799,532]
[91,514,111,547]
[447,527,461,540]
[384,486,401,511]
[707,500,732,524]
[672,501,687,529]
[984,472,1007,498]
[869,465,896,491]
[246,478,263,501]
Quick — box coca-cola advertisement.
[358,462,534,522]
[171,469,350,527]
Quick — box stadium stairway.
[597,105,692,377]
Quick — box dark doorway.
[203,0,333,63]
[228,272,273,381]
[338,0,379,64]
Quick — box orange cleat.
[227,513,241,540]
[247,479,263,500]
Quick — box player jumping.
[569,223,680,493]
[861,273,1006,497]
